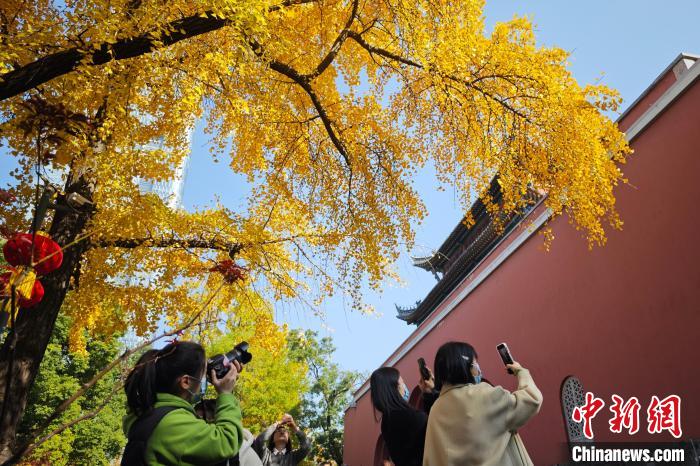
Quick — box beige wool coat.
[423,368,543,466]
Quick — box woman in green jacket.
[123,341,244,465]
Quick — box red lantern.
[3,232,63,276]
[0,271,45,308]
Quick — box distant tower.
[137,157,189,209]
[122,127,192,346]
[136,131,192,210]
[128,129,191,289]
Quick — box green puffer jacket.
[123,393,244,465]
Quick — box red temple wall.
[343,62,700,465]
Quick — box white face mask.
[462,355,482,384]
[472,361,482,384]
[185,375,206,404]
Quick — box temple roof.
[411,177,502,274]
[397,178,539,325]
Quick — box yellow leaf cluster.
[0,0,630,345]
[202,293,307,432]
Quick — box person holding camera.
[194,399,263,466]
[252,414,311,466]
[423,341,542,466]
[122,341,244,465]
[369,365,437,466]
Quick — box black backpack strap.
[121,406,180,466]
[128,406,179,441]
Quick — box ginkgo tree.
[0,0,630,460]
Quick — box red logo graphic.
[572,393,683,439]
[572,392,605,439]
[609,394,641,435]
[647,395,682,438]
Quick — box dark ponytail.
[124,341,206,416]
[125,349,159,417]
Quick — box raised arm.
[280,414,312,463]
[421,390,439,414]
[252,422,278,457]
[292,428,312,463]
[174,393,244,461]
[175,362,246,462]
[419,367,439,414]
[502,363,543,431]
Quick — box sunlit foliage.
[0,0,630,345]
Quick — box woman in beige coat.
[423,342,543,466]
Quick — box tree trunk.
[0,176,93,463]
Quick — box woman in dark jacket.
[252,413,311,466]
[369,366,437,466]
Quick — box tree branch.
[347,31,533,122]
[305,0,359,80]
[91,232,333,256]
[91,237,243,256]
[347,31,422,68]
[248,40,352,169]
[17,381,124,462]
[0,0,318,101]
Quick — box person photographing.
[252,413,311,466]
[122,341,244,465]
[423,341,542,466]
[369,363,437,466]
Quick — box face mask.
[472,361,482,384]
[402,384,410,402]
[186,375,206,404]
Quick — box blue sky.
[1,1,699,375]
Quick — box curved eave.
[398,207,532,325]
[397,308,419,322]
[411,255,436,270]
[395,301,423,321]
[429,177,503,265]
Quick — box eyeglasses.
[186,374,203,384]
[185,374,207,392]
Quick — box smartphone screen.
[497,343,514,374]
[418,357,431,380]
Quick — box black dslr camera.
[207,341,253,380]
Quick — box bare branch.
[16,381,125,462]
[347,31,422,68]
[249,40,352,169]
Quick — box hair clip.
[166,330,184,345]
